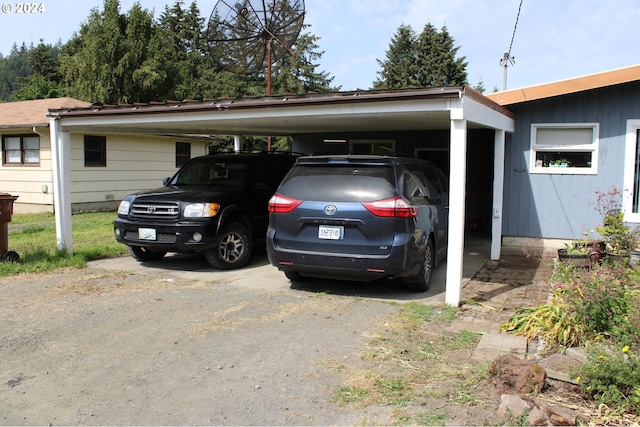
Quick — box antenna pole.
[267,40,272,96]
[499,52,515,91]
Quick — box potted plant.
[596,211,640,265]
[558,240,594,268]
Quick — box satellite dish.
[207,0,306,95]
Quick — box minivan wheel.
[404,239,435,292]
[128,245,167,262]
[205,222,252,270]
[284,270,304,281]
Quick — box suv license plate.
[318,225,343,240]
[138,228,157,240]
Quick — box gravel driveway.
[0,252,434,425]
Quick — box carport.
[47,86,514,305]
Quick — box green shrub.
[573,342,640,414]
[560,266,630,340]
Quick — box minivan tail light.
[268,193,302,213]
[363,197,417,218]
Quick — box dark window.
[84,135,106,167]
[176,142,191,168]
[2,135,40,165]
[279,165,396,202]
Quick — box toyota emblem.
[323,205,337,215]
[147,206,157,213]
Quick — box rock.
[527,406,549,426]
[497,393,583,426]
[488,353,547,394]
[497,394,535,418]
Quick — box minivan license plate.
[318,225,343,240]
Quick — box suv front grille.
[130,202,180,220]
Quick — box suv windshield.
[278,165,396,202]
[171,158,250,186]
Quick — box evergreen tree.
[415,24,467,86]
[59,0,157,103]
[0,43,32,101]
[373,24,417,89]
[13,40,62,100]
[374,23,467,89]
[269,29,336,95]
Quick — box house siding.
[69,134,210,211]
[1,131,209,213]
[503,81,640,240]
[0,128,55,212]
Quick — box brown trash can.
[0,193,20,262]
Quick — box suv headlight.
[117,200,131,215]
[184,202,220,218]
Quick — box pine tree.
[13,41,62,100]
[373,24,417,89]
[59,0,157,103]
[269,29,336,95]
[374,23,467,89]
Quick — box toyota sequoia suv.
[114,151,301,269]
[266,155,449,291]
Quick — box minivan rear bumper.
[266,239,420,281]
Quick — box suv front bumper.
[114,217,218,253]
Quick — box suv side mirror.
[162,177,171,186]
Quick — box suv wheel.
[128,245,167,262]
[205,222,252,270]
[404,239,434,292]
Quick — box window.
[84,135,106,167]
[2,135,40,165]
[623,120,640,222]
[176,142,191,168]
[530,124,598,174]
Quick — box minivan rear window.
[279,165,396,202]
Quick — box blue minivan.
[266,155,449,291]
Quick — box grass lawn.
[1,211,128,277]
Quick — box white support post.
[49,117,73,254]
[491,130,506,260]
[445,117,467,306]
[233,135,244,152]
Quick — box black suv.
[266,155,449,291]
[114,152,301,269]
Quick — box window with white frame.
[623,120,640,223]
[530,124,598,174]
[2,135,40,165]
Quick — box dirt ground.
[0,252,551,426]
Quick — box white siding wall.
[0,128,54,212]
[1,130,209,213]
[69,133,209,205]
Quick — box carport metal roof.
[47,85,515,305]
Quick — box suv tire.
[404,239,435,292]
[127,245,167,262]
[205,222,252,270]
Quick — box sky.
[1,0,639,93]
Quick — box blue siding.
[503,81,640,239]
